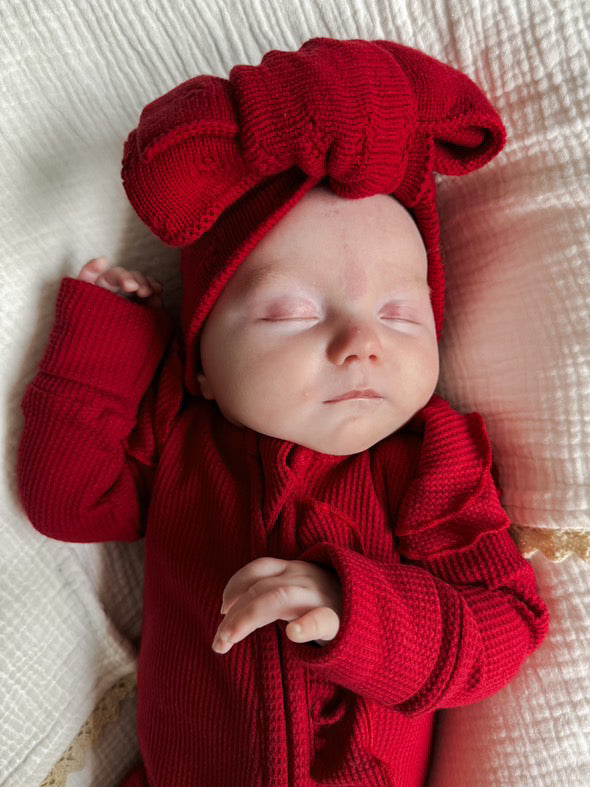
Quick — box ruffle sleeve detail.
[395,395,511,561]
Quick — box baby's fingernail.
[213,635,231,653]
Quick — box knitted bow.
[121,38,505,248]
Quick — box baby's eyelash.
[380,315,420,324]
[260,315,318,322]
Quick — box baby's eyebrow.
[238,262,431,296]
[407,278,432,295]
[381,277,431,297]
[237,263,294,294]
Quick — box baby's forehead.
[233,189,428,295]
[234,248,429,302]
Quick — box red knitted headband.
[121,37,506,396]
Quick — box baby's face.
[197,185,439,455]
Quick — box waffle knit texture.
[120,37,506,395]
[17,278,550,786]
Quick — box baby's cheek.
[392,341,437,408]
[301,384,313,401]
[414,343,439,400]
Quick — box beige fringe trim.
[511,525,590,564]
[40,671,137,787]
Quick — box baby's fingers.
[286,606,340,645]
[77,256,110,283]
[96,266,136,292]
[77,259,163,305]
[97,267,149,296]
[130,274,163,300]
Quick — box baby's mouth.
[324,389,382,403]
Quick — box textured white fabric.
[0,511,139,786]
[1,0,588,785]
[434,7,590,531]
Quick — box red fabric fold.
[396,395,511,560]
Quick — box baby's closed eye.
[259,298,320,321]
[379,310,421,325]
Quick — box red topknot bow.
[121,38,506,395]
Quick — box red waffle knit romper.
[18,276,549,786]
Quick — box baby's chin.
[216,399,429,455]
[275,417,414,456]
[297,429,396,456]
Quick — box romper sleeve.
[17,276,185,543]
[288,395,550,716]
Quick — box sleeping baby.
[17,37,550,787]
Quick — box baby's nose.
[326,319,383,365]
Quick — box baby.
[18,38,549,787]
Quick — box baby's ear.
[196,371,215,400]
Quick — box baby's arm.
[17,257,180,543]
[284,401,549,715]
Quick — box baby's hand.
[77,256,164,308]
[212,557,342,654]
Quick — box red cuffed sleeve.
[17,277,184,542]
